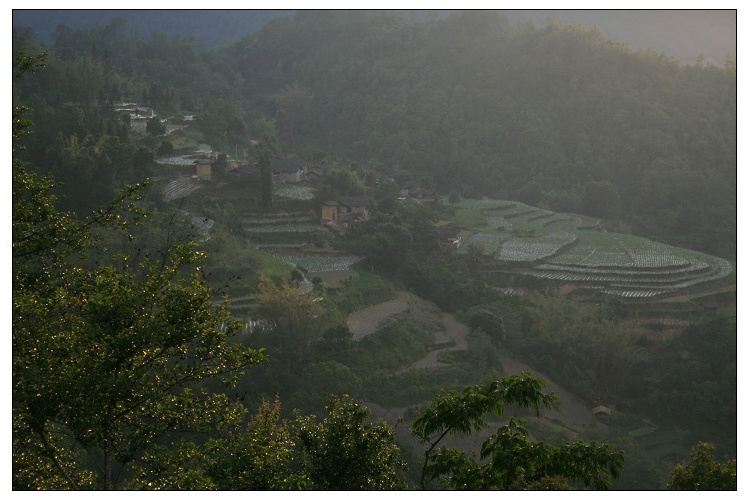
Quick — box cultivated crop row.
[275,184,315,200]
[243,224,324,233]
[526,245,732,296]
[451,196,733,298]
[272,254,363,272]
[162,178,201,202]
[175,209,215,241]
[497,232,576,262]
[454,199,516,210]
[156,155,198,166]
[546,231,687,268]
[240,215,312,225]
[457,232,511,255]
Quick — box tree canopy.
[667,442,736,491]
[11,10,736,488]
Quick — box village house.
[320,196,374,227]
[400,187,434,200]
[339,196,373,217]
[321,201,339,224]
[592,405,613,423]
[193,159,213,181]
[194,158,213,181]
[307,166,325,181]
[231,158,319,185]
[234,163,261,177]
[438,227,462,249]
[272,158,310,184]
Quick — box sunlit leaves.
[13,64,266,487]
[411,374,623,490]
[412,373,560,445]
[667,442,736,491]
[294,395,408,490]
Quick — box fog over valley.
[11,9,736,491]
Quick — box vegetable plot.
[457,233,511,255]
[497,232,576,262]
[528,231,732,296]
[275,184,315,200]
[272,254,363,272]
[450,197,733,298]
[162,178,201,202]
[244,224,324,233]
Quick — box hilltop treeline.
[13,10,735,259]
[223,11,735,258]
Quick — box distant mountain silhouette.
[12,9,735,63]
[11,10,294,50]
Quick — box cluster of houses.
[320,196,374,227]
[231,158,323,184]
[182,154,459,238]
[175,155,326,186]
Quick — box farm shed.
[339,196,373,216]
[439,228,462,249]
[321,201,339,223]
[272,158,311,183]
[194,158,213,181]
[320,196,373,227]
[592,405,613,422]
[702,300,719,316]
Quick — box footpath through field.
[347,290,413,340]
[349,290,602,432]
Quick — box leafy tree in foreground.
[12,51,266,490]
[294,395,408,490]
[198,397,305,490]
[411,374,625,490]
[173,394,407,490]
[667,442,736,491]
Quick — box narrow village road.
[347,290,412,340]
[348,291,602,431]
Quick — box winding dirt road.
[347,290,412,340]
[348,290,602,431]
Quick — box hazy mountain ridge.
[12,9,736,63]
[12,10,737,260]
[11,11,737,490]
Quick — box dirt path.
[348,290,412,340]
[348,291,602,432]
[402,313,469,372]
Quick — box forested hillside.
[12,10,736,491]
[217,11,736,259]
[14,10,736,259]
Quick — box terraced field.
[240,213,325,245]
[274,184,315,200]
[272,254,363,272]
[451,198,734,298]
[162,177,201,202]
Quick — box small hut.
[194,158,213,181]
[592,405,613,423]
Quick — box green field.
[450,198,733,298]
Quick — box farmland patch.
[449,197,734,299]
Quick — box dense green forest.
[12,10,736,491]
[13,10,736,259]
